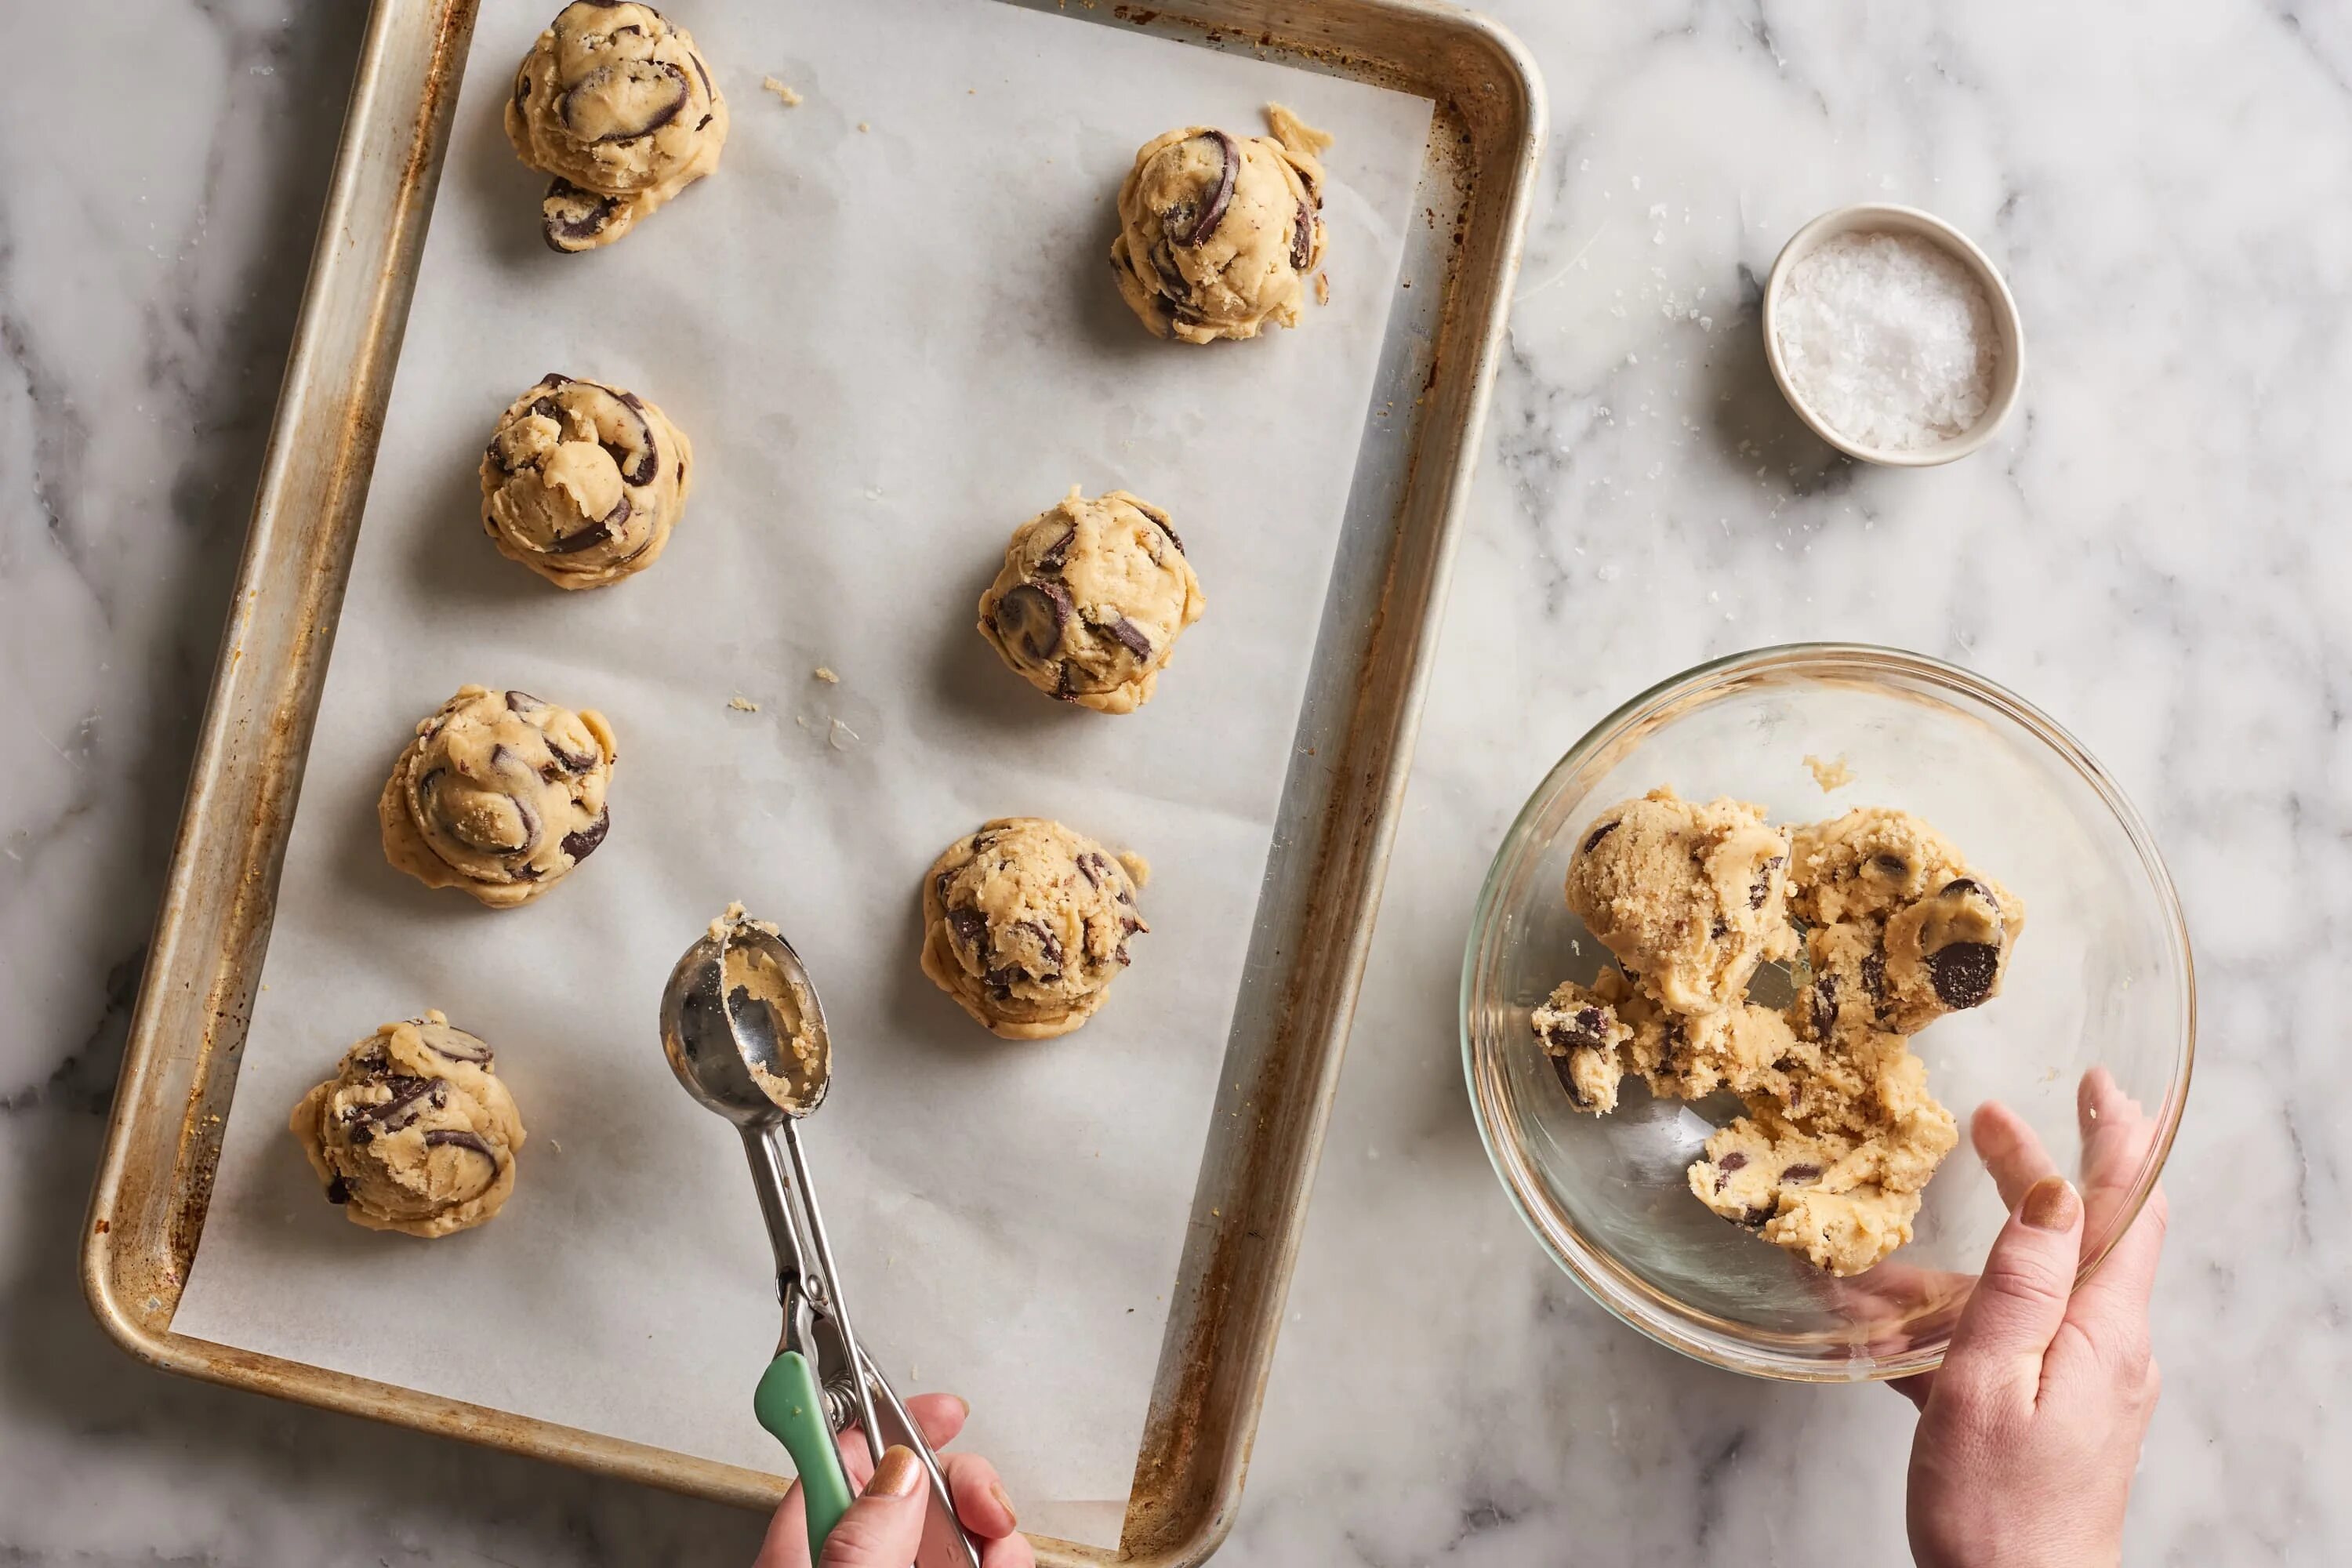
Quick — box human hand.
[1896,1066,2169,1568]
[752,1392,1033,1568]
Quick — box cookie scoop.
[505,2,728,252]
[1109,104,1330,343]
[481,373,691,589]
[289,1012,526,1238]
[378,684,616,908]
[978,488,1204,713]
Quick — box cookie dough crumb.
[761,75,802,106]
[813,666,840,684]
[1116,851,1151,888]
[728,695,760,712]
[857,120,870,132]
[1315,271,1330,306]
[1804,753,1855,792]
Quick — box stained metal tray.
[78,1,1542,1562]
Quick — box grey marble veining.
[3,0,2347,1563]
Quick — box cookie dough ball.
[1788,814,2024,1041]
[379,685,616,908]
[1787,807,1973,927]
[1882,873,2024,1032]
[1563,788,1794,1014]
[505,2,728,252]
[481,373,692,589]
[920,818,1146,1040]
[1686,1052,1958,1276]
[1109,104,1330,343]
[1532,977,1636,1113]
[978,488,1205,713]
[289,1011,527,1238]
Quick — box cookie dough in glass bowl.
[1461,644,2192,1380]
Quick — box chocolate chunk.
[946,906,990,958]
[1290,198,1312,270]
[1036,525,1076,572]
[1538,1004,1613,1054]
[1781,1163,1821,1184]
[1131,499,1185,554]
[362,1076,438,1125]
[508,797,543,857]
[506,689,545,713]
[1737,1206,1773,1229]
[542,178,623,252]
[1928,942,2002,1010]
[1809,978,1836,1038]
[1018,920,1065,969]
[1872,852,1910,879]
[539,488,629,555]
[1550,1051,1590,1107]
[1075,851,1108,887]
[1149,239,1191,301]
[1583,820,1620,853]
[349,1124,374,1146]
[561,809,610,864]
[688,51,713,101]
[424,1128,499,1163]
[1710,916,1730,939]
[1718,1151,1748,1174]
[545,731,603,774]
[994,581,1074,661]
[1102,614,1154,662]
[1860,948,1886,1000]
[1941,877,1993,905]
[563,60,691,143]
[325,1176,350,1205]
[1751,855,1784,909]
[423,1031,492,1065]
[1170,129,1238,248]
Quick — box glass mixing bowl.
[1462,644,2193,1380]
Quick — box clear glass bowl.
[1461,644,2194,1380]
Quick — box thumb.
[1940,1174,2084,1405]
[818,1446,927,1568]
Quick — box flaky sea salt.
[1773,230,1996,451]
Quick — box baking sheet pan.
[82,2,1544,1563]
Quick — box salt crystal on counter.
[1774,230,1997,451]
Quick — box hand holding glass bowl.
[1461,644,2190,1379]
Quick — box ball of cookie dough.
[1563,788,1795,1014]
[379,685,616,908]
[1109,104,1330,344]
[977,488,1205,713]
[289,1011,527,1238]
[505,2,728,252]
[1786,806,1973,927]
[1686,1048,1958,1276]
[481,373,692,589]
[1881,873,2024,1032]
[920,818,1146,1040]
[1537,969,1806,1115]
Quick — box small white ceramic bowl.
[1762,203,2024,468]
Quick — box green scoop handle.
[755,1350,855,1560]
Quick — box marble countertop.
[4,1,2345,1562]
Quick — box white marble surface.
[3,0,2346,1562]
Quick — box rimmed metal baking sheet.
[80,2,1542,1563]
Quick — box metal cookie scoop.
[660,906,981,1567]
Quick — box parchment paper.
[171,0,1432,1541]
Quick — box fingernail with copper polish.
[2021,1174,2081,1232]
[871,1445,922,1499]
[990,1480,1018,1528]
